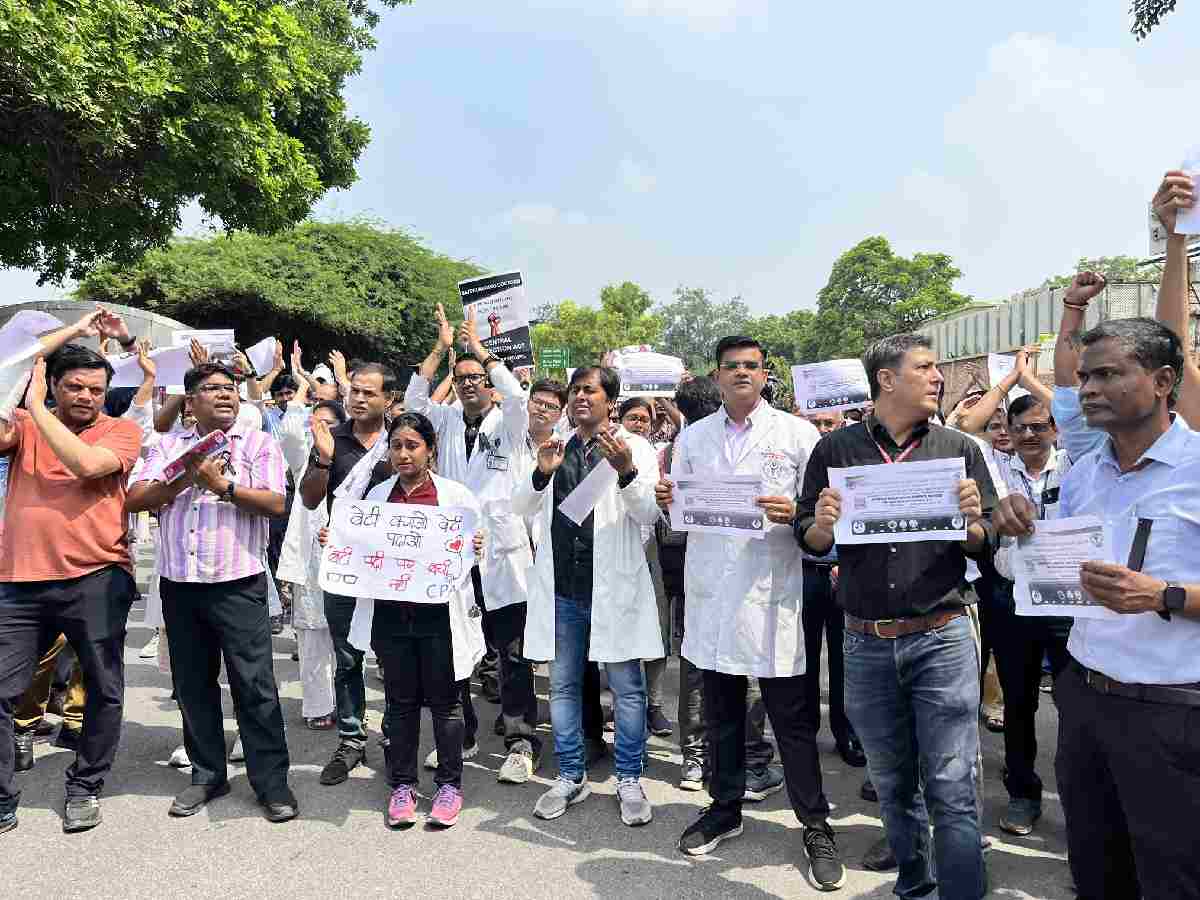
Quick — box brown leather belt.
[845,608,964,640]
[1072,660,1200,708]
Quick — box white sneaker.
[168,744,191,768]
[139,631,160,659]
[616,776,653,826]
[228,733,244,763]
[424,740,478,770]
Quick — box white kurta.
[274,406,329,628]
[674,404,820,678]
[405,364,533,612]
[512,428,664,663]
[346,474,486,682]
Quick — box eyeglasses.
[719,361,762,372]
[453,373,488,386]
[1010,422,1055,435]
[622,414,652,425]
[194,383,237,396]
[985,422,1008,433]
[529,399,562,414]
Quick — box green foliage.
[75,221,482,373]
[655,286,750,372]
[531,281,663,372]
[0,0,410,283]
[1131,0,1177,39]
[1041,255,1161,289]
[809,237,971,360]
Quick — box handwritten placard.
[318,498,479,603]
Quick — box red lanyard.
[871,437,921,465]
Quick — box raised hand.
[136,340,156,380]
[456,307,482,356]
[188,339,209,367]
[435,303,454,350]
[95,308,131,343]
[27,357,48,408]
[71,309,105,339]
[1062,271,1106,308]
[537,438,566,476]
[291,340,310,382]
[311,416,335,464]
[272,339,285,373]
[596,426,634,475]
[328,349,349,385]
[1152,170,1195,235]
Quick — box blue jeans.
[324,592,366,744]
[844,614,984,900]
[550,595,646,781]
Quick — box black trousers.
[162,574,290,801]
[0,566,136,812]
[372,602,464,788]
[481,601,540,752]
[703,669,830,827]
[801,563,853,746]
[1057,660,1200,900]
[990,595,1069,801]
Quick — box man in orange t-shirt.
[0,345,142,836]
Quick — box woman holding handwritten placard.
[319,412,485,829]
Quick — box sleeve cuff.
[532,469,551,492]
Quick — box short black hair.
[272,374,299,395]
[618,397,655,422]
[387,411,438,458]
[529,379,567,408]
[714,335,765,365]
[1007,393,1053,424]
[674,376,722,423]
[861,333,934,400]
[46,344,114,385]
[352,361,399,394]
[184,362,239,394]
[1081,317,1183,398]
[314,399,348,425]
[568,366,621,402]
[452,355,489,378]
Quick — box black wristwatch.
[309,450,332,470]
[220,481,236,503]
[118,334,137,349]
[1160,581,1187,620]
[617,466,638,489]
[479,351,500,368]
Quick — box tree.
[0,0,410,283]
[1132,0,1178,39]
[656,286,750,372]
[531,281,663,371]
[1041,255,1161,289]
[747,309,818,364]
[810,237,971,360]
[75,221,482,376]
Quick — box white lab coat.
[512,427,664,663]
[274,407,329,629]
[405,364,532,612]
[346,474,486,682]
[674,404,820,678]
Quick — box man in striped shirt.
[127,362,296,823]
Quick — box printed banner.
[611,348,685,397]
[791,360,871,413]
[318,498,479,603]
[459,271,533,368]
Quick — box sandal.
[305,714,335,731]
[984,713,1005,733]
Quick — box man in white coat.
[656,336,845,892]
[512,366,663,827]
[406,305,541,782]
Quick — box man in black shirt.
[796,333,995,900]
[299,361,396,786]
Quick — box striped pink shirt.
[135,422,287,583]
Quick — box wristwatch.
[119,334,137,349]
[220,481,236,503]
[479,351,500,367]
[617,466,638,489]
[1161,581,1187,620]
[309,450,332,470]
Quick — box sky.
[4,0,1199,317]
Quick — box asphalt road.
[6,590,1075,899]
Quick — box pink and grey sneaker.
[386,785,417,828]
[428,784,463,828]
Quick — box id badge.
[487,454,509,472]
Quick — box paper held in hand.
[318,498,479,603]
[829,458,967,545]
[158,430,232,483]
[791,360,871,413]
[986,353,1028,400]
[612,348,685,398]
[1012,515,1117,620]
[669,474,765,539]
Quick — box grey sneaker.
[743,765,784,801]
[63,795,102,833]
[533,775,590,820]
[497,744,538,784]
[1000,797,1041,836]
[616,776,652,826]
[679,758,705,792]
